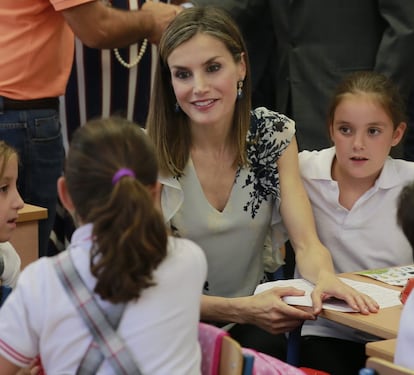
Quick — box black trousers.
[228,323,288,360]
[299,336,366,375]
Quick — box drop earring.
[174,102,181,113]
[237,80,244,100]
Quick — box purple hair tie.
[112,168,136,185]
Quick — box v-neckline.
[188,158,238,214]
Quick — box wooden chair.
[198,322,247,375]
[219,335,245,375]
[365,357,414,375]
[199,322,312,375]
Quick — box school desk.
[10,203,48,269]
[319,272,403,339]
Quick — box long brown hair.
[65,117,167,303]
[146,6,252,176]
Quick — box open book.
[254,277,402,312]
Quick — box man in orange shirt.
[0,0,181,257]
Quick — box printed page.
[254,277,402,312]
[356,265,414,287]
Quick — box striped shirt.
[59,0,167,149]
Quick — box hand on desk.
[239,287,317,335]
[311,272,380,315]
[202,274,379,336]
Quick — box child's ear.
[392,122,407,146]
[57,176,75,213]
[239,52,247,80]
[329,123,335,144]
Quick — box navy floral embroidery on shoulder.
[241,107,293,218]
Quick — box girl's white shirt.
[298,147,414,342]
[0,224,207,374]
[0,241,20,289]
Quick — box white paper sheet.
[254,277,402,312]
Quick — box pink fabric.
[198,323,229,375]
[198,323,322,375]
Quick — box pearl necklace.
[113,38,148,69]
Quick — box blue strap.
[0,285,12,307]
[286,324,303,366]
[54,251,141,375]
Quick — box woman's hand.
[238,287,317,334]
[311,272,379,315]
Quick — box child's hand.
[16,357,42,375]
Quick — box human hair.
[397,181,414,253]
[0,141,18,179]
[327,71,407,132]
[64,117,168,304]
[146,6,252,176]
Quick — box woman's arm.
[277,137,379,314]
[200,289,316,335]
